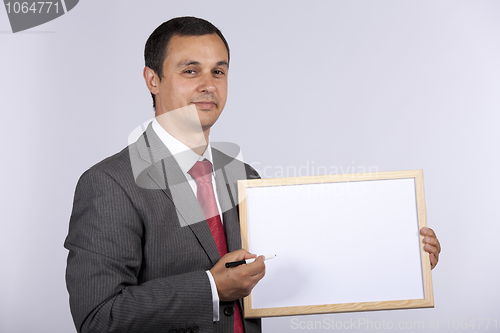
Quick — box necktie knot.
[188,160,213,184]
[188,159,218,221]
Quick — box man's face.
[153,34,229,132]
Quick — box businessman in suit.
[65,17,266,332]
[65,16,441,333]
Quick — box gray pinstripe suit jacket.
[64,124,261,333]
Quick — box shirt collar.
[151,118,213,175]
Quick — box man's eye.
[184,70,195,74]
[214,70,224,75]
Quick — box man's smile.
[192,101,217,110]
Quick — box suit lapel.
[213,149,244,253]
[156,155,221,265]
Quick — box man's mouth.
[192,101,216,110]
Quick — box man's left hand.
[420,227,441,269]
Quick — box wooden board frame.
[238,170,433,318]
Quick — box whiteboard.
[238,170,433,318]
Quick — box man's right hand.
[210,249,266,301]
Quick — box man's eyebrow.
[177,60,201,68]
[176,60,229,68]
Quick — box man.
[65,16,441,333]
[65,17,265,333]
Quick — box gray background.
[1,1,499,332]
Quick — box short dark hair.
[144,17,230,108]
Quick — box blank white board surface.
[239,170,433,318]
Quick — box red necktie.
[188,160,244,333]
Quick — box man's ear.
[143,66,160,94]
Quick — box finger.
[420,227,436,238]
[420,227,441,254]
[250,268,266,282]
[243,252,258,260]
[244,257,266,276]
[423,236,441,254]
[425,246,439,270]
[424,243,439,258]
[245,263,266,282]
[429,253,438,269]
[222,249,251,262]
[246,256,265,268]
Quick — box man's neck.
[155,106,210,156]
[160,124,208,156]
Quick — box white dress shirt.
[152,119,222,321]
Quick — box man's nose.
[199,73,216,93]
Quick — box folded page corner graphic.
[64,0,79,12]
[4,0,80,33]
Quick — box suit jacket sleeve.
[65,165,214,333]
